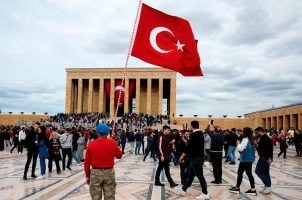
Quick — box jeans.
[135,142,141,155]
[228,145,236,163]
[40,157,46,175]
[143,147,156,161]
[182,157,208,195]
[72,151,81,164]
[255,156,271,187]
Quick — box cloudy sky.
[0,0,301,118]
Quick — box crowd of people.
[1,112,302,199]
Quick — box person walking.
[176,130,190,186]
[278,134,288,159]
[208,126,225,184]
[154,125,178,188]
[71,130,82,165]
[23,123,39,180]
[84,123,122,200]
[134,129,142,155]
[255,127,273,194]
[77,132,86,162]
[229,127,257,196]
[18,127,26,154]
[178,120,209,200]
[227,128,238,164]
[36,126,49,179]
[143,131,156,162]
[60,128,73,171]
[119,130,127,154]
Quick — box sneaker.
[170,182,178,188]
[262,187,272,194]
[195,193,210,200]
[154,182,164,186]
[175,187,186,196]
[229,186,240,194]
[36,175,46,180]
[245,189,257,196]
[31,174,37,178]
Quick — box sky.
[0,0,302,118]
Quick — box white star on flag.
[175,40,185,51]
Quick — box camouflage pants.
[90,168,116,200]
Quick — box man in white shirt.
[18,127,26,154]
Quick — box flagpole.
[111,0,143,135]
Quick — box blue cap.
[96,124,110,135]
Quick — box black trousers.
[120,142,126,154]
[155,158,174,184]
[48,154,61,173]
[278,148,287,158]
[24,150,38,177]
[236,162,255,188]
[179,160,190,185]
[62,148,72,170]
[183,157,208,195]
[210,152,223,182]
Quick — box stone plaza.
[1,145,302,200]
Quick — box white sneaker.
[262,187,272,194]
[36,175,46,180]
[195,193,210,200]
[175,186,186,196]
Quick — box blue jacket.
[238,138,255,162]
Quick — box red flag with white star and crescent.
[131,3,203,76]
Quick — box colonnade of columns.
[262,113,301,130]
[65,77,176,117]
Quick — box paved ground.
[1,145,302,200]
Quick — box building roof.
[244,102,302,115]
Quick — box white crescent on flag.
[149,27,174,53]
[115,86,125,92]
[149,26,186,53]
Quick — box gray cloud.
[0,0,302,118]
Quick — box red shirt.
[84,137,122,178]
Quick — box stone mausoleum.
[65,68,176,117]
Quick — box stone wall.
[0,114,50,126]
[173,117,251,130]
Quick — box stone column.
[170,77,176,118]
[135,78,140,114]
[99,78,104,113]
[65,77,72,113]
[110,78,115,117]
[87,79,93,112]
[158,78,163,115]
[77,78,83,113]
[124,78,129,114]
[146,78,151,114]
[298,113,302,130]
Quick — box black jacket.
[257,134,273,158]
[24,128,38,152]
[184,130,204,158]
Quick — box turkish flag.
[131,3,203,76]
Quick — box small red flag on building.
[131,3,203,76]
